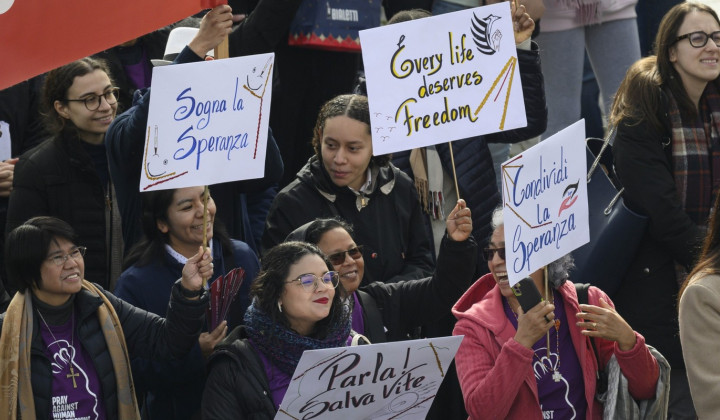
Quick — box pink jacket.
[452,274,659,420]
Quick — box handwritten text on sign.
[359,3,525,155]
[276,336,462,420]
[140,53,273,191]
[501,120,589,285]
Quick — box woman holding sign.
[263,94,434,286]
[611,3,720,416]
[452,208,660,419]
[0,216,212,419]
[7,58,122,290]
[114,186,259,419]
[202,241,353,418]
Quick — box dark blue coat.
[114,237,259,419]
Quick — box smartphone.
[511,277,543,313]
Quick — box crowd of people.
[2,0,720,419]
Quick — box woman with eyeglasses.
[202,241,353,419]
[452,208,660,419]
[0,216,212,419]
[610,3,720,416]
[288,199,476,343]
[262,94,434,286]
[6,57,123,291]
[113,186,260,419]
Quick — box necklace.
[511,304,564,383]
[36,309,80,388]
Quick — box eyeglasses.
[287,271,340,292]
[674,31,720,48]
[482,247,505,261]
[47,246,86,266]
[326,246,364,265]
[65,87,120,111]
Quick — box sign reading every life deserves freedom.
[359,2,526,155]
[140,53,274,191]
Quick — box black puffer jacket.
[7,134,116,288]
[392,42,547,275]
[0,281,208,419]
[263,157,434,285]
[202,326,276,420]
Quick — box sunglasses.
[327,246,364,265]
[482,247,505,261]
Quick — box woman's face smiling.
[317,227,364,294]
[54,69,117,145]
[281,254,335,336]
[35,237,85,306]
[488,225,513,299]
[320,116,373,191]
[670,11,720,100]
[157,186,216,259]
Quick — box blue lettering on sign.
[511,214,577,274]
[174,126,249,170]
[512,147,569,207]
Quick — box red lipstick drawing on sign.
[558,181,579,216]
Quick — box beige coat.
[679,273,720,418]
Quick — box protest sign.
[276,336,463,420]
[0,0,202,90]
[140,53,273,191]
[501,120,589,285]
[359,2,526,156]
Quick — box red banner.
[0,0,205,90]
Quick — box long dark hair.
[250,241,347,338]
[311,94,391,168]
[42,57,113,137]
[122,188,233,269]
[680,192,720,301]
[610,2,720,132]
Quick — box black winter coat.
[263,157,434,286]
[202,326,276,420]
[392,43,547,275]
[7,134,116,289]
[0,282,208,419]
[358,234,477,343]
[613,107,704,368]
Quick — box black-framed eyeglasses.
[287,271,340,292]
[674,31,720,48]
[47,246,86,266]
[65,87,120,111]
[327,246,364,265]
[482,247,505,261]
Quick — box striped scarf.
[244,300,350,375]
[666,83,720,226]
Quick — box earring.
[278,301,283,313]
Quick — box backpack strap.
[574,283,608,394]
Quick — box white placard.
[359,3,526,156]
[140,54,274,191]
[276,336,463,420]
[501,120,589,285]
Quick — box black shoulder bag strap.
[575,283,608,394]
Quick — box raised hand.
[511,2,535,45]
[181,246,213,296]
[199,320,227,358]
[514,301,555,349]
[188,5,234,58]
[446,199,473,242]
